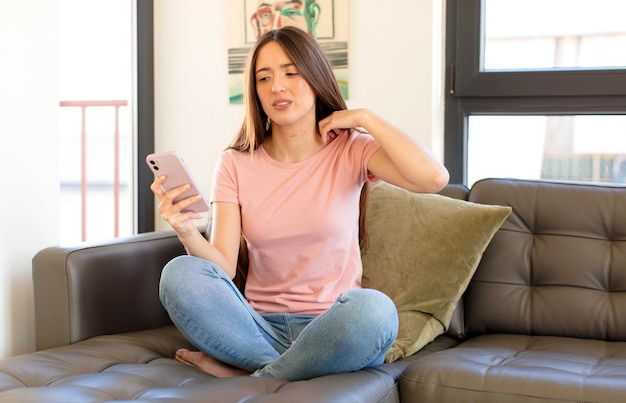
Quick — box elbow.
[433,166,450,192]
[416,165,450,194]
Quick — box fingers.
[151,175,192,204]
[157,196,202,236]
[319,111,356,143]
[318,122,347,144]
[149,176,201,237]
[158,193,201,216]
[151,175,201,218]
[324,128,347,143]
[150,175,167,197]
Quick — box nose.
[271,75,286,93]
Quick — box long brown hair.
[229,27,371,289]
[229,26,347,152]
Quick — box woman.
[151,26,449,381]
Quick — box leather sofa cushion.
[0,325,457,402]
[399,334,626,403]
[466,179,626,340]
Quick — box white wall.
[0,0,60,358]
[153,0,445,231]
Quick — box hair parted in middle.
[229,26,347,153]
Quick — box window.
[58,0,134,244]
[483,0,626,71]
[445,0,626,186]
[57,0,154,244]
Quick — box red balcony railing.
[60,100,128,242]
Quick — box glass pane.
[467,115,626,187]
[483,0,626,70]
[58,0,134,245]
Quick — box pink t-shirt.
[212,130,381,315]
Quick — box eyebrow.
[255,62,295,75]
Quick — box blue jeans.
[159,255,398,381]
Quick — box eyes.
[256,69,300,83]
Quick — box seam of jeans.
[283,313,294,343]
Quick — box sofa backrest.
[464,178,626,341]
[32,231,183,350]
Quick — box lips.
[272,99,292,110]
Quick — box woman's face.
[254,41,316,129]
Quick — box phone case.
[146,151,211,213]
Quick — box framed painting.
[227,0,349,104]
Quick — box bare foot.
[175,349,251,378]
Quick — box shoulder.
[221,148,247,160]
[217,148,251,166]
[215,148,249,179]
[343,129,380,154]
[345,129,376,145]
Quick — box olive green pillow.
[361,181,511,362]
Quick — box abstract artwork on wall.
[227,0,349,104]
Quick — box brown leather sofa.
[0,178,625,402]
[399,178,626,402]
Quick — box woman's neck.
[264,124,325,163]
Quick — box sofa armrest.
[32,231,186,351]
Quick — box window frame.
[444,0,626,184]
[137,0,155,233]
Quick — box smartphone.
[146,151,211,213]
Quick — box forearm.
[360,110,449,193]
[177,229,237,279]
